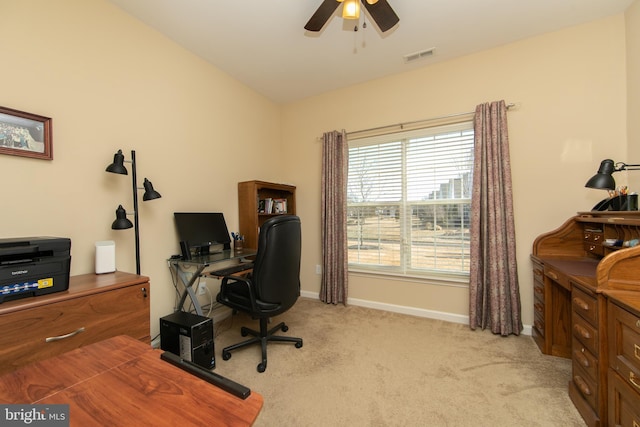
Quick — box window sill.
[348,267,469,288]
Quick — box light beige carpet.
[211,297,585,427]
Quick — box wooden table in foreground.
[0,335,263,426]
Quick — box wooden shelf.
[238,180,296,250]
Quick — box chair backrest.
[252,215,301,312]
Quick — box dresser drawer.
[533,312,545,338]
[533,280,545,302]
[609,302,640,379]
[533,263,544,284]
[573,338,598,382]
[573,310,599,356]
[583,228,603,243]
[544,265,570,290]
[573,362,598,411]
[0,282,149,374]
[608,369,640,427]
[583,242,604,256]
[572,286,598,326]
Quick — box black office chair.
[216,215,303,372]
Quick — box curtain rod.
[317,102,516,141]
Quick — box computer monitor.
[173,212,232,255]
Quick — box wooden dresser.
[532,211,640,427]
[0,271,150,375]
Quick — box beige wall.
[0,0,283,336]
[628,1,640,161]
[1,0,635,336]
[282,15,628,327]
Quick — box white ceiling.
[106,0,634,104]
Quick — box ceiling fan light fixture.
[366,0,379,4]
[342,0,360,19]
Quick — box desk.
[168,249,256,315]
[0,335,263,426]
[532,211,640,426]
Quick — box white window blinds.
[347,122,474,280]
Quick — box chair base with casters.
[221,317,303,373]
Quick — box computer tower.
[160,311,215,369]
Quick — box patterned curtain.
[320,130,348,305]
[469,100,522,336]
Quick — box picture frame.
[0,106,52,160]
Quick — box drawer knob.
[573,375,591,396]
[547,271,558,280]
[45,327,86,343]
[574,324,591,340]
[572,297,589,311]
[636,344,640,362]
[574,349,590,367]
[141,287,148,298]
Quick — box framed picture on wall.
[0,106,52,160]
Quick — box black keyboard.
[209,262,254,277]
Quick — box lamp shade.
[106,150,128,175]
[142,178,162,201]
[112,205,133,230]
[585,159,616,190]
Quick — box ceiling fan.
[305,0,400,33]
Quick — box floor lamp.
[106,149,161,275]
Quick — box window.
[347,122,474,280]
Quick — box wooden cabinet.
[532,211,640,426]
[607,293,640,427]
[0,271,150,375]
[238,180,296,250]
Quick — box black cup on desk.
[611,194,638,211]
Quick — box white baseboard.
[300,290,532,336]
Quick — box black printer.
[0,237,71,303]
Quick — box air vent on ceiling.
[403,48,435,63]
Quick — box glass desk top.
[168,248,257,267]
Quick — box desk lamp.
[106,149,161,274]
[585,159,640,210]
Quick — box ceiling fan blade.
[361,0,399,33]
[305,0,341,32]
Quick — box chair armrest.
[220,276,259,312]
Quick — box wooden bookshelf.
[238,180,296,250]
